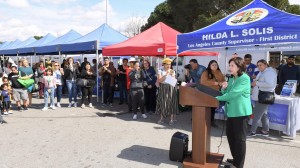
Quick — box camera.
[184,64,191,69]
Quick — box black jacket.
[81,69,96,87]
[64,65,80,81]
[129,69,147,89]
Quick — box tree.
[141,1,174,32]
[124,16,146,37]
[34,36,43,40]
[0,41,3,44]
[142,0,300,33]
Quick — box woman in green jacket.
[216,57,252,168]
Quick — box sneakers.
[247,132,256,137]
[42,107,48,111]
[141,114,147,119]
[74,102,77,107]
[89,103,93,108]
[169,120,174,125]
[110,103,113,107]
[51,105,56,110]
[68,103,72,108]
[81,104,85,108]
[8,110,13,114]
[259,130,269,137]
[133,114,137,120]
[157,119,164,124]
[56,103,61,108]
[101,103,107,107]
[23,106,28,111]
[3,112,8,115]
[17,106,23,112]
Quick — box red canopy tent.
[102,22,218,56]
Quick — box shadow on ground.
[117,145,181,167]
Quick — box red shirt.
[125,67,132,90]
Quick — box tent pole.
[43,55,46,67]
[164,54,166,59]
[17,53,19,67]
[225,48,228,74]
[96,41,99,102]
[176,54,179,77]
[31,55,33,68]
[59,51,62,64]
[150,56,153,66]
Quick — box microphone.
[225,74,232,82]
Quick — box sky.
[0,0,165,42]
[0,0,299,42]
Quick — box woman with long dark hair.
[142,60,157,114]
[80,63,96,108]
[200,60,225,127]
[216,57,252,168]
[64,57,80,108]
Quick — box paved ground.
[0,95,300,168]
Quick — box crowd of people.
[0,53,299,168]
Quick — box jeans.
[44,87,55,107]
[119,80,127,103]
[55,85,63,103]
[66,80,77,103]
[250,101,269,133]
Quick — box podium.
[179,86,224,168]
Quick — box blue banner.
[177,0,300,53]
[267,103,288,125]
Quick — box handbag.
[17,78,35,88]
[258,90,275,105]
[17,71,35,88]
[76,78,88,87]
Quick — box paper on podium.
[165,75,177,87]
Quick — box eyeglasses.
[55,65,59,66]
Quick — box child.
[42,68,56,111]
[1,84,12,115]
[2,77,13,113]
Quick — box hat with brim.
[129,57,136,62]
[162,58,173,64]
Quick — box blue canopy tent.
[1,39,23,55]
[60,23,128,102]
[35,29,82,55]
[60,23,128,54]
[18,33,56,55]
[0,41,12,54]
[177,0,300,54]
[1,37,37,56]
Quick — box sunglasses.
[55,65,59,66]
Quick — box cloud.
[0,0,30,8]
[0,0,146,42]
[30,0,76,5]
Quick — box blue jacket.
[142,67,157,86]
[246,63,258,82]
[190,65,206,83]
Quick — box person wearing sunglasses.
[53,62,64,107]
